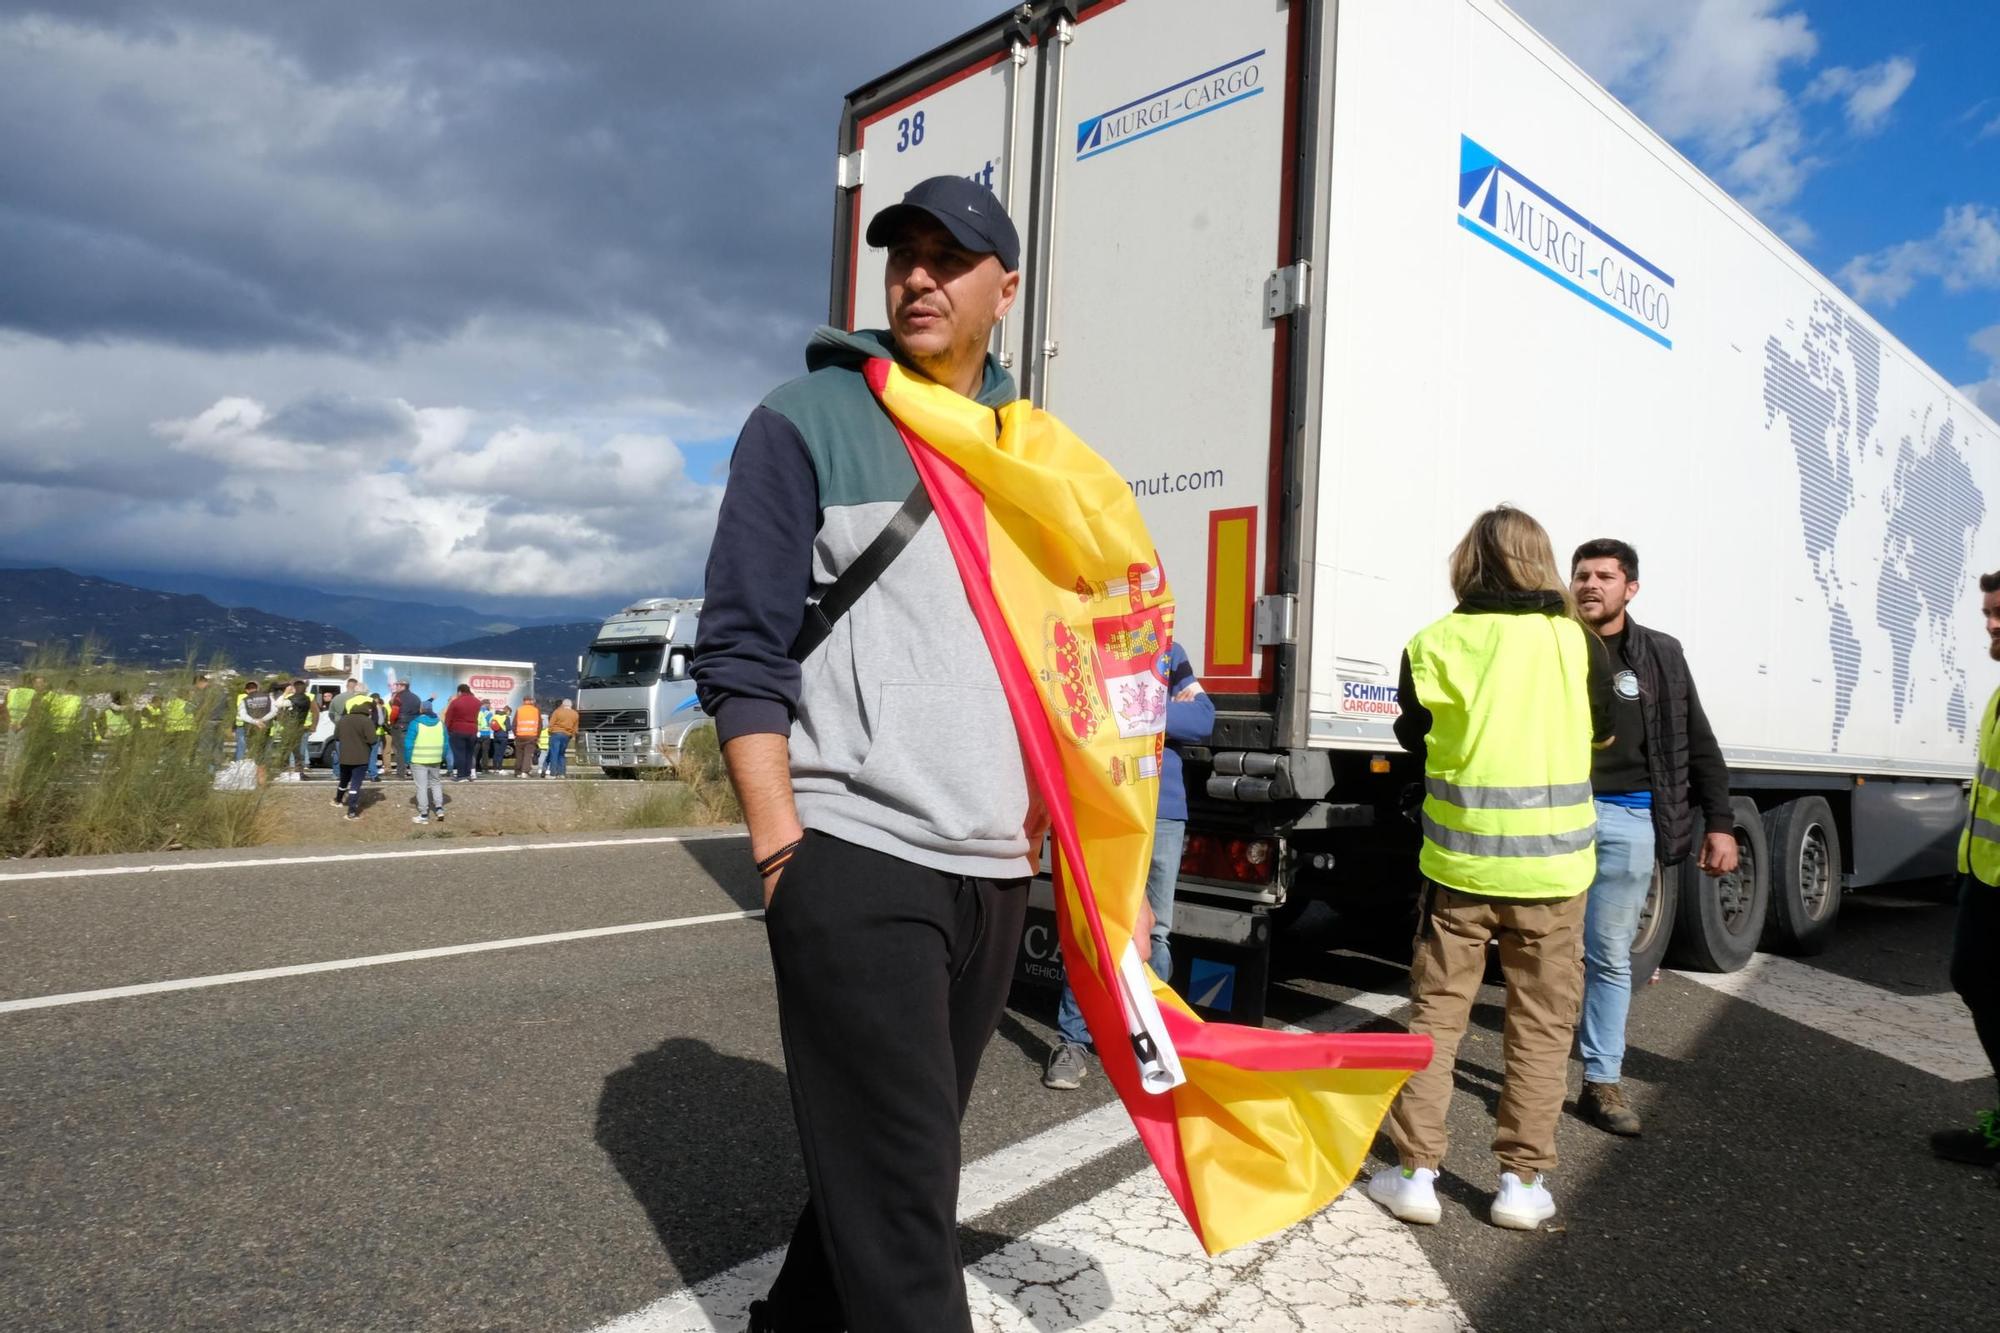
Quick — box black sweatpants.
[760,830,1028,1333]
[1951,875,2000,1093]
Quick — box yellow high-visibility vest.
[47,693,83,731]
[407,721,445,766]
[1406,608,1598,899]
[5,686,35,722]
[1960,686,2000,887]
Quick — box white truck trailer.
[835,0,1999,1021]
[574,598,707,777]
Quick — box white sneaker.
[1490,1171,1556,1230]
[412,815,428,825]
[1366,1165,1441,1225]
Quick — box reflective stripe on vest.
[1407,608,1597,900]
[408,723,445,766]
[1960,688,2000,886]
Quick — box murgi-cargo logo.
[1456,135,1675,349]
[1075,51,1264,162]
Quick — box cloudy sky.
[2,0,1995,616]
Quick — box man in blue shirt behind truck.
[1043,639,1214,1089]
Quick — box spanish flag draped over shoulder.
[865,359,1432,1255]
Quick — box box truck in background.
[575,598,707,777]
[301,652,535,763]
[834,0,1999,1021]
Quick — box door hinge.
[1254,594,1297,648]
[1263,261,1309,320]
[836,150,866,190]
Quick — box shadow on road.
[679,835,765,913]
[595,1035,803,1288]
[963,1226,1110,1331]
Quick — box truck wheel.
[1667,795,1769,973]
[1628,860,1678,985]
[1760,796,1842,956]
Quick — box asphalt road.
[1,832,1993,1331]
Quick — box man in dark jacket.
[693,176,1032,1333]
[1569,538,1737,1136]
[390,679,423,780]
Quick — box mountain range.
[0,567,609,697]
[87,568,598,648]
[0,568,361,674]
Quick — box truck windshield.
[580,642,666,686]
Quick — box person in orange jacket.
[512,698,541,777]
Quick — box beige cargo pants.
[1385,882,1587,1178]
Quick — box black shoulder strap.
[789,482,933,661]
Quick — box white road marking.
[0,831,740,884]
[590,995,1423,1332]
[0,910,762,1015]
[969,1172,1472,1331]
[1675,953,1987,1082]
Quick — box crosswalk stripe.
[1674,953,1987,1082]
[968,1171,1472,1331]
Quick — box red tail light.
[1179,833,1277,885]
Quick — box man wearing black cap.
[693,177,1033,1331]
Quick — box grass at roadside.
[0,650,269,858]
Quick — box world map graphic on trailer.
[1762,297,1986,749]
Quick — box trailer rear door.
[1036,0,1303,702]
[835,14,1036,372]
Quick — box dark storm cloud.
[262,393,417,446]
[0,1,999,384]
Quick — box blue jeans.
[549,731,570,776]
[1057,818,1185,1047]
[1579,799,1659,1083]
[233,726,247,761]
[366,740,382,780]
[450,734,474,780]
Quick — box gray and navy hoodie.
[692,327,1032,879]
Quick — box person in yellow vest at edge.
[47,679,85,733]
[534,721,551,776]
[1366,505,1614,1232]
[98,691,134,741]
[1932,568,2000,1170]
[3,674,44,731]
[512,698,541,777]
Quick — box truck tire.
[1628,860,1678,985]
[1667,795,1768,973]
[1760,796,1842,956]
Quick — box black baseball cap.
[865,175,1020,272]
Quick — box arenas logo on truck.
[1075,51,1264,162]
[1456,135,1675,349]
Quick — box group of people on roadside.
[3,672,225,744]
[434,686,579,784]
[320,679,580,821]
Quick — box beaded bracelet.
[755,838,803,878]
